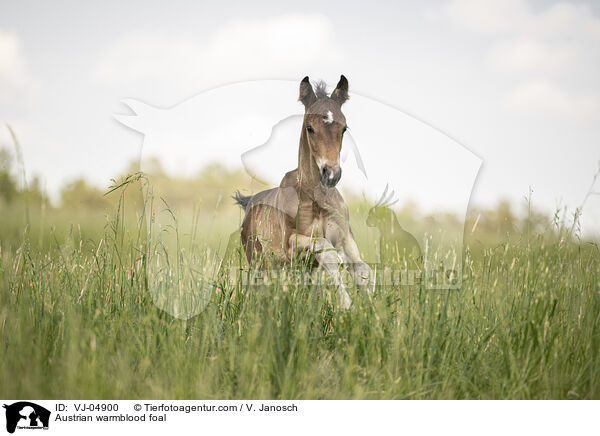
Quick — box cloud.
[444,0,600,39]
[442,0,600,120]
[507,79,600,120]
[443,0,530,33]
[94,14,341,90]
[0,30,37,104]
[529,2,600,40]
[488,38,578,73]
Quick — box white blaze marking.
[323,110,333,124]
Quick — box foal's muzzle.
[320,165,342,188]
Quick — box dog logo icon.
[3,402,50,433]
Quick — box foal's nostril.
[320,165,341,187]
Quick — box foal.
[234,76,373,308]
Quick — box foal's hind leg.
[288,234,351,309]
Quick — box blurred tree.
[0,148,17,204]
[495,200,517,234]
[60,178,111,210]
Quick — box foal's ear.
[331,75,349,105]
[299,76,317,107]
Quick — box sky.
[1,0,599,234]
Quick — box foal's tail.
[233,190,252,209]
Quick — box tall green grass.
[0,176,599,399]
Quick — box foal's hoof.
[337,286,352,309]
[340,294,352,310]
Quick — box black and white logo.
[3,402,50,433]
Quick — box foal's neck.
[297,129,321,199]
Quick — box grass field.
[1,172,599,400]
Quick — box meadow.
[1,155,599,399]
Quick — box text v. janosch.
[142,403,298,412]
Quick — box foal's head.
[299,75,349,188]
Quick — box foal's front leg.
[343,230,374,294]
[288,233,352,309]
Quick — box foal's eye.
[342,126,348,134]
[306,125,314,134]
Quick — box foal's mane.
[313,80,329,99]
